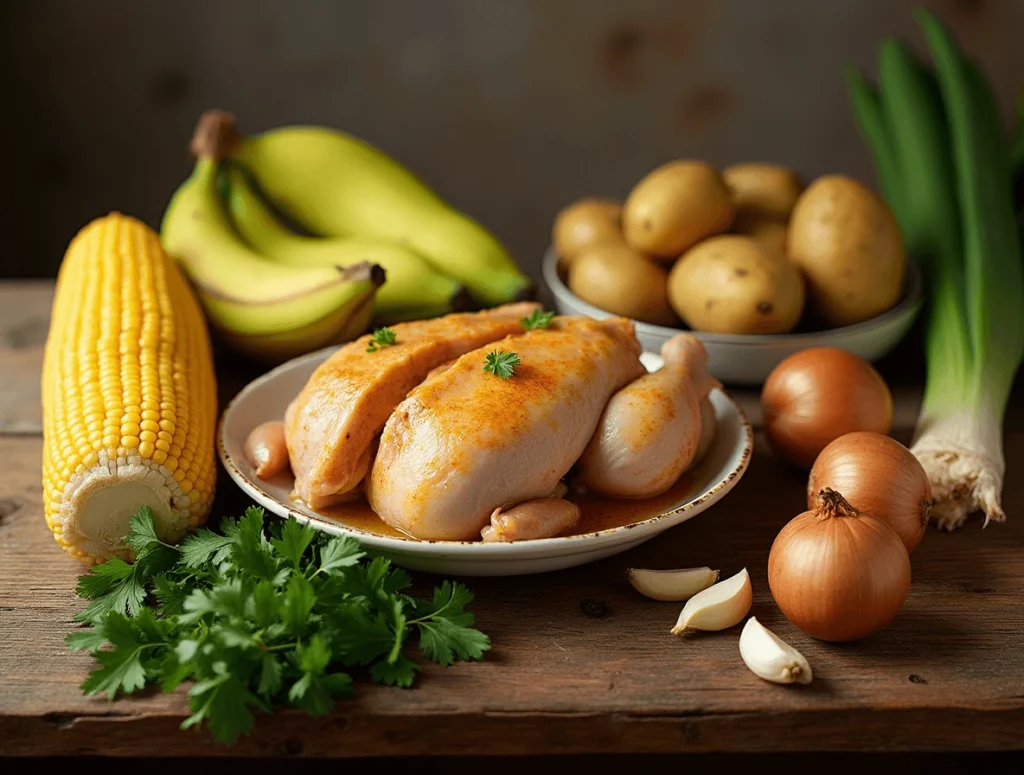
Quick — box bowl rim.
[541,245,924,346]
[216,349,753,557]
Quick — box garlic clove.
[738,616,813,685]
[670,567,752,635]
[627,567,720,601]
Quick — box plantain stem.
[190,110,243,161]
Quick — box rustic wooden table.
[1,279,1022,760]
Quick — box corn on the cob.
[42,213,217,565]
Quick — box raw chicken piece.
[366,316,645,540]
[576,333,714,498]
[285,302,539,508]
[481,498,581,542]
[244,421,289,480]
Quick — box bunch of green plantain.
[160,110,532,364]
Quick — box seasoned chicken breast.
[366,316,645,540]
[285,302,539,508]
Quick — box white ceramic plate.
[218,348,753,576]
[543,246,923,386]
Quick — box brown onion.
[808,432,931,553]
[761,347,893,468]
[768,487,910,642]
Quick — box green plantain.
[190,110,533,307]
[221,163,468,324]
[160,158,383,362]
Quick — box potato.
[553,198,623,266]
[723,163,804,221]
[787,175,904,327]
[623,160,734,259]
[568,242,678,326]
[732,211,788,258]
[667,235,804,335]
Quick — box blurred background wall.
[1,0,1021,285]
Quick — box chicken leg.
[576,333,714,498]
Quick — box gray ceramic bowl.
[542,246,923,386]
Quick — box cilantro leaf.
[382,566,413,595]
[417,616,491,666]
[521,309,555,330]
[179,528,234,568]
[296,633,331,674]
[258,654,284,696]
[483,350,519,379]
[153,573,191,616]
[79,609,168,698]
[73,509,178,623]
[365,326,397,353]
[413,582,490,665]
[160,648,192,693]
[212,620,258,650]
[123,507,162,554]
[288,637,352,718]
[132,545,180,588]
[229,509,278,579]
[330,604,398,665]
[76,558,133,598]
[180,578,249,624]
[271,519,316,568]
[66,627,108,652]
[184,675,258,745]
[288,671,351,717]
[281,574,316,636]
[416,580,477,627]
[317,535,364,575]
[73,566,147,623]
[81,642,148,698]
[249,580,280,630]
[370,655,419,687]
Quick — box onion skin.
[808,432,932,554]
[761,347,893,468]
[768,488,911,642]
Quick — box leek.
[848,8,1024,530]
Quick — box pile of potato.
[554,161,906,335]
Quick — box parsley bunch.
[67,507,489,744]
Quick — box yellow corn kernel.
[42,213,218,565]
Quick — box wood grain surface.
[0,281,51,434]
[1,283,1022,757]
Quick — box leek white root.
[911,404,1006,530]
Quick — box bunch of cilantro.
[66,506,489,744]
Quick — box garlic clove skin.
[739,616,813,685]
[670,567,752,634]
[627,567,719,601]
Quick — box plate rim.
[216,347,754,557]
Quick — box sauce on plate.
[316,471,700,541]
